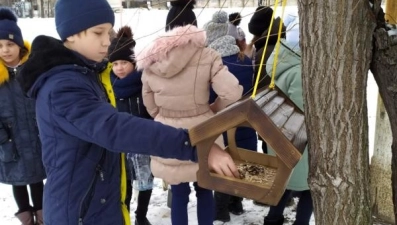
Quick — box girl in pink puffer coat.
[137,24,242,225]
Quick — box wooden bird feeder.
[189,85,307,206]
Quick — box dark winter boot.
[125,180,133,212]
[135,218,151,225]
[228,196,244,215]
[34,210,44,225]
[135,190,152,225]
[213,192,230,222]
[263,216,284,225]
[15,210,34,225]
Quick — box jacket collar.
[17,35,107,95]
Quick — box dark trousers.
[171,182,214,225]
[12,181,44,213]
[262,142,267,154]
[267,190,313,225]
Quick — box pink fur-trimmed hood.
[136,25,206,71]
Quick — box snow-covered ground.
[0,176,311,225]
[0,6,381,225]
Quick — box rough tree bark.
[371,1,397,222]
[297,0,375,224]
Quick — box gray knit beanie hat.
[203,10,229,46]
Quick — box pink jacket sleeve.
[209,50,243,112]
[141,73,159,118]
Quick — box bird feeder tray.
[189,86,307,206]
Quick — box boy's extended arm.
[47,75,239,178]
[49,77,196,162]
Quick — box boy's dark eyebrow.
[92,26,109,31]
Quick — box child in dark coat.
[108,26,154,225]
[0,7,46,225]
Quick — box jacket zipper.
[4,123,12,141]
[78,170,98,225]
[127,98,132,114]
[95,73,109,102]
[136,97,141,115]
[78,150,106,225]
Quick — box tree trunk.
[371,18,397,223]
[298,1,375,224]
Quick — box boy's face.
[66,23,113,62]
[0,40,20,67]
[112,60,134,79]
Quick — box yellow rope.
[251,2,279,98]
[251,0,287,97]
[269,0,288,89]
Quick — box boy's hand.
[208,144,239,178]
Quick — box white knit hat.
[203,10,229,46]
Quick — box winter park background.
[0,6,381,225]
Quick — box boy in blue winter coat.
[15,0,239,224]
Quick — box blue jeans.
[266,190,313,225]
[127,153,153,191]
[171,182,214,225]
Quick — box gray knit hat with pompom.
[203,10,229,46]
